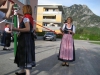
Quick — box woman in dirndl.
[12,5,35,75]
[58,17,75,66]
[3,23,12,50]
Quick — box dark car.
[43,32,56,41]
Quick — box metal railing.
[42,26,60,31]
[43,11,62,14]
[43,19,56,22]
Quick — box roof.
[38,4,64,14]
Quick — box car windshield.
[46,33,53,35]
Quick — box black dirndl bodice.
[64,24,73,34]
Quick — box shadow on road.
[4,47,100,75]
[0,48,14,55]
[30,48,85,75]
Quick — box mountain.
[63,4,100,27]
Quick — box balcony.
[43,19,56,22]
[43,19,61,23]
[43,11,62,15]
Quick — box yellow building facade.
[36,5,64,34]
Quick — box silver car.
[43,32,56,41]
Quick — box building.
[0,0,38,30]
[36,4,64,33]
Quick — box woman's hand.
[68,30,75,35]
[12,27,19,31]
[68,30,72,33]
[60,28,63,33]
[67,30,73,34]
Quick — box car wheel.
[52,38,55,41]
[43,38,45,40]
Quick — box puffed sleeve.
[73,25,75,33]
[23,18,30,23]
[62,24,65,31]
[5,28,9,32]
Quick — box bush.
[36,32,63,38]
[36,31,45,36]
[73,34,100,41]
[56,34,63,38]
[36,26,100,41]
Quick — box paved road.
[0,39,100,75]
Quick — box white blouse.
[62,24,75,33]
[0,11,5,20]
[5,28,9,32]
[23,18,30,23]
[23,18,34,32]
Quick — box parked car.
[43,32,56,41]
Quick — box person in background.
[0,0,14,20]
[12,5,35,75]
[58,17,75,66]
[3,23,12,50]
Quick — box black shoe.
[3,48,8,50]
[3,48,10,51]
[15,72,26,75]
[66,63,69,67]
[62,62,66,66]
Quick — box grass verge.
[89,42,100,45]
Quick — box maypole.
[13,4,19,56]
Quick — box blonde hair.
[23,5,32,15]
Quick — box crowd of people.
[0,0,76,75]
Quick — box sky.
[38,0,100,16]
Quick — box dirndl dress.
[58,25,75,62]
[0,31,11,47]
[14,21,36,69]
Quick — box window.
[18,0,30,4]
[45,9,48,11]
[53,9,55,11]
[26,0,30,5]
[43,16,56,19]
[43,23,47,26]
[52,24,55,26]
[34,6,37,15]
[18,0,25,4]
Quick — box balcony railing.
[43,11,62,14]
[43,19,56,22]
